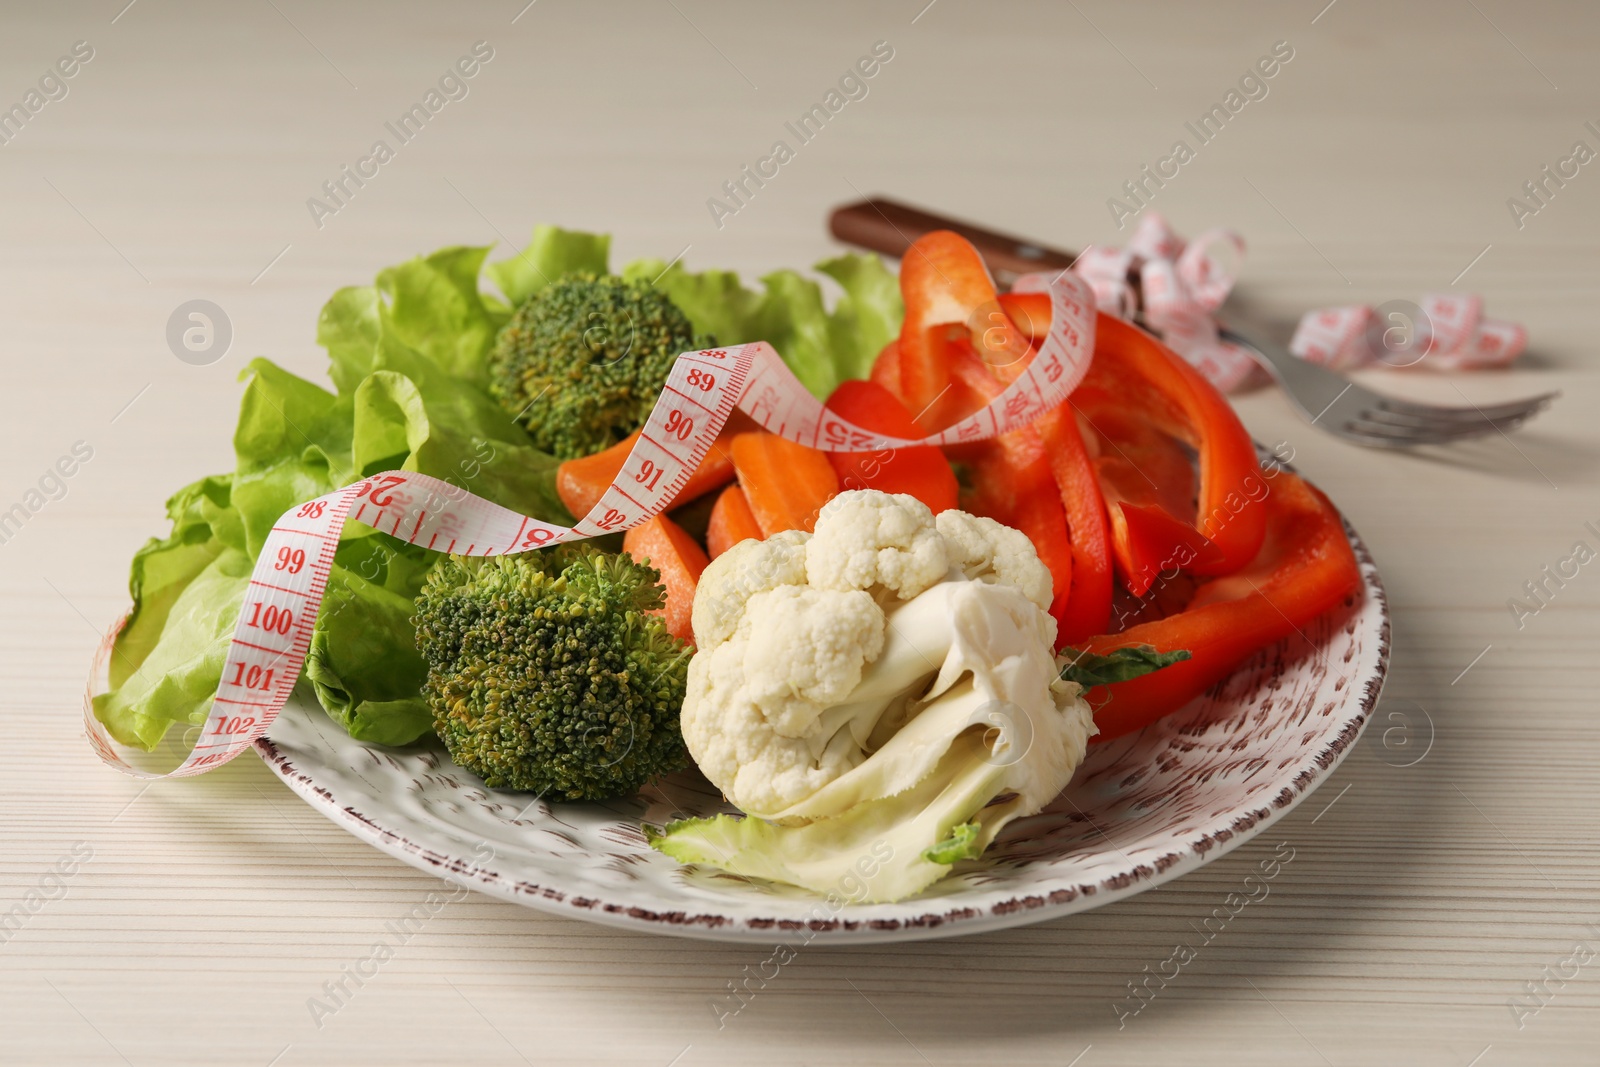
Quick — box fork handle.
[829,199,1078,287]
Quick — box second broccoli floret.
[413,546,692,800]
[489,273,710,459]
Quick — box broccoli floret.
[413,546,692,800]
[488,273,711,459]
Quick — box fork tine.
[1346,410,1537,445]
[1358,406,1540,433]
[1374,391,1559,423]
[1217,322,1557,448]
[1332,426,1429,450]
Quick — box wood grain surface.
[2,1,1597,1064]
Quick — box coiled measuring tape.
[86,272,1096,778]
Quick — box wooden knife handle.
[828,197,1079,285]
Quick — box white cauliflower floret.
[739,586,884,738]
[663,489,1112,903]
[692,529,809,648]
[936,508,1054,612]
[805,491,948,600]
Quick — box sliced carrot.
[729,432,840,536]
[622,513,709,646]
[706,484,763,558]
[555,416,750,519]
[823,379,959,513]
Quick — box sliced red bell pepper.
[823,379,960,513]
[1032,406,1115,643]
[1000,292,1267,577]
[896,232,1031,417]
[869,339,903,401]
[945,338,1107,637]
[1073,391,1222,596]
[1079,470,1362,742]
[884,233,1117,641]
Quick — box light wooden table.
[3,1,1597,1063]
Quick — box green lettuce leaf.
[318,286,384,395]
[486,224,612,309]
[231,359,355,558]
[621,252,903,399]
[375,245,505,389]
[107,474,237,695]
[351,368,569,523]
[304,558,432,746]
[92,547,253,750]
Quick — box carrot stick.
[729,432,840,536]
[706,484,763,558]
[622,513,710,646]
[555,416,749,519]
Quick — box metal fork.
[1218,324,1559,449]
[827,198,1559,448]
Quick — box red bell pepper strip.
[823,379,960,513]
[890,232,1113,642]
[1032,406,1115,643]
[946,338,1108,639]
[869,339,902,401]
[896,232,1032,417]
[1080,470,1362,742]
[998,293,1267,577]
[1073,392,1222,596]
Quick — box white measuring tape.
[86,272,1097,778]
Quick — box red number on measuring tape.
[245,602,294,635]
[227,663,276,691]
[365,475,406,508]
[212,715,256,735]
[296,501,326,519]
[686,368,715,391]
[822,420,875,449]
[664,410,694,441]
[635,459,664,491]
[596,508,626,530]
[521,526,556,549]
[274,547,306,574]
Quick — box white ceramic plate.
[258,507,1387,945]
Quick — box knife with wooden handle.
[827,197,1081,288]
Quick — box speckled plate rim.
[257,503,1388,945]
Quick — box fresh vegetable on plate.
[650,490,1100,902]
[92,226,897,755]
[413,547,691,800]
[91,220,1363,908]
[1079,468,1360,741]
[489,273,712,460]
